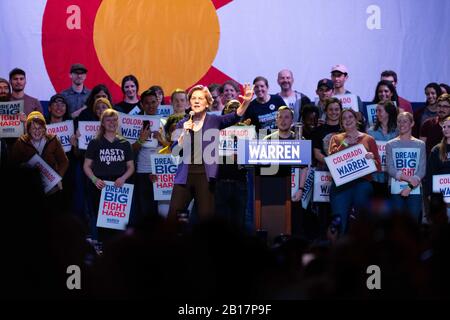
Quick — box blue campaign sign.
[237,140,311,165]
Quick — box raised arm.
[236,84,254,117]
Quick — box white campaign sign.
[78,121,100,150]
[390,147,421,195]
[366,104,377,128]
[313,171,332,202]
[325,144,377,187]
[433,174,450,204]
[118,113,161,148]
[27,154,62,193]
[97,181,134,230]
[219,125,256,156]
[157,105,174,118]
[150,154,178,201]
[375,141,387,172]
[46,120,74,152]
[300,167,314,209]
[333,94,359,112]
[0,100,24,138]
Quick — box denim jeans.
[390,194,422,223]
[330,178,374,234]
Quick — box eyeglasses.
[29,125,45,132]
[438,104,450,109]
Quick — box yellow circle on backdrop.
[93,0,220,93]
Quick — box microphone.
[186,111,195,131]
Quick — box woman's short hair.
[187,85,213,106]
[324,97,343,111]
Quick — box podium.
[238,139,311,244]
[254,173,292,243]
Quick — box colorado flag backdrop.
[1,0,449,103]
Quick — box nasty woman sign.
[433,174,450,203]
[97,181,134,230]
[325,144,377,186]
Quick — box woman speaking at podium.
[168,84,253,223]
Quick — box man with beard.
[0,78,11,102]
[9,68,43,115]
[61,63,91,117]
[420,93,450,154]
[1,77,24,167]
[277,69,311,123]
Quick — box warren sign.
[237,140,311,165]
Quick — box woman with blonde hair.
[83,109,134,241]
[386,112,426,222]
[168,84,253,223]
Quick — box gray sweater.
[385,137,426,181]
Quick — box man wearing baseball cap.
[315,78,334,120]
[330,64,365,129]
[61,63,91,117]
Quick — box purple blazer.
[174,112,241,184]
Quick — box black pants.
[168,165,215,223]
[132,173,158,225]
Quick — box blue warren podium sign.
[237,140,311,165]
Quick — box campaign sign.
[78,121,100,150]
[325,144,377,186]
[46,120,74,152]
[156,105,174,118]
[297,167,314,209]
[237,140,311,165]
[433,174,450,204]
[97,181,134,230]
[390,148,421,195]
[366,104,377,128]
[150,154,178,200]
[313,171,333,202]
[376,141,387,172]
[27,154,62,193]
[0,100,24,138]
[219,125,256,156]
[119,113,160,148]
[333,93,359,112]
